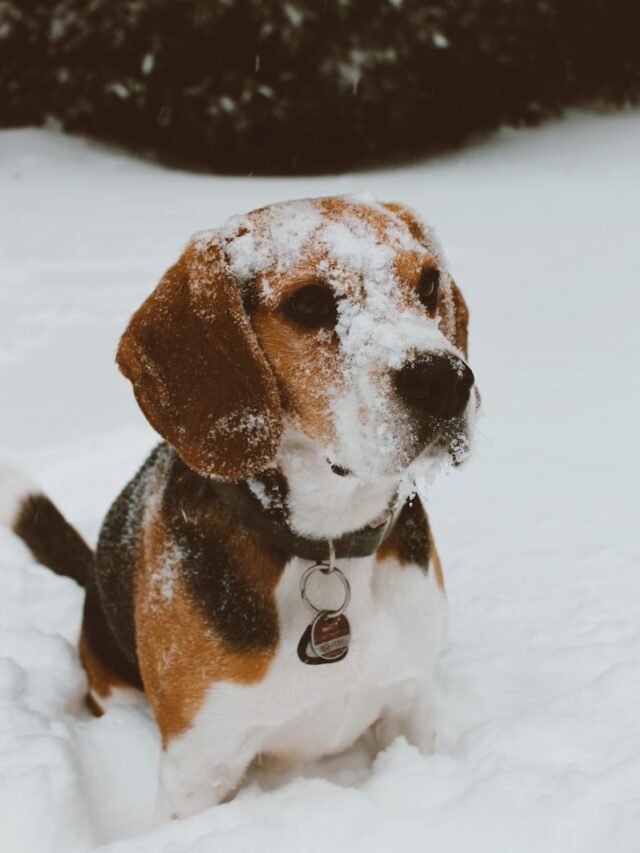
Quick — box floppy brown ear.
[449,280,469,359]
[117,240,283,480]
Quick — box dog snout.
[394,354,475,420]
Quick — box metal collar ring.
[299,563,351,617]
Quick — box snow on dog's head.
[118,195,477,484]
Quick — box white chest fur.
[158,548,447,818]
[260,551,446,761]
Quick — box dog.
[2,195,478,819]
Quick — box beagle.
[4,195,477,819]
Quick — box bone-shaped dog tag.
[297,611,351,665]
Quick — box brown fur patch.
[382,202,429,244]
[79,632,130,710]
[252,311,343,443]
[428,530,445,591]
[135,503,280,745]
[449,281,469,358]
[85,693,104,717]
[117,243,283,481]
[13,493,92,587]
[380,201,470,357]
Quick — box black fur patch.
[397,497,431,568]
[93,445,167,675]
[378,495,431,570]
[162,457,285,653]
[91,444,285,682]
[82,572,144,689]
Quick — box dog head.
[118,195,477,483]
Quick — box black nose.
[395,354,475,420]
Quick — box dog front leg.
[373,681,439,755]
[155,726,255,821]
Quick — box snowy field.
[1,110,639,852]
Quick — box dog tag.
[297,611,351,665]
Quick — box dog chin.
[332,428,469,482]
[407,420,474,474]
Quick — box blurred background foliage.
[1,0,639,174]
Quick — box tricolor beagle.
[4,196,478,819]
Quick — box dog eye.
[283,284,337,328]
[418,268,440,310]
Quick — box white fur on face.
[329,296,467,478]
[276,423,399,539]
[315,210,470,476]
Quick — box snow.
[1,109,640,851]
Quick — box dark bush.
[1,0,639,173]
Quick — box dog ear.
[117,240,283,481]
[449,280,469,359]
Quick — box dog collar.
[209,478,395,562]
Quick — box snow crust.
[1,110,640,851]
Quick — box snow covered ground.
[1,110,639,852]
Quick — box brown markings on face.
[252,306,342,444]
[134,488,282,746]
[381,201,470,358]
[448,281,469,358]
[246,199,442,445]
[394,252,432,314]
[381,202,428,243]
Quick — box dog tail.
[0,461,91,587]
